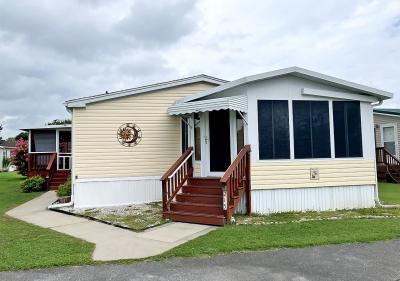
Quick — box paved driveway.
[2,240,400,281]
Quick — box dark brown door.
[209,110,231,172]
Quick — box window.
[236,112,245,153]
[194,113,201,160]
[293,101,331,158]
[382,125,396,156]
[59,131,71,153]
[258,100,290,159]
[333,101,363,157]
[181,118,189,153]
[31,130,56,152]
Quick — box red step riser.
[170,203,223,215]
[51,179,69,183]
[164,212,224,226]
[187,178,222,187]
[176,194,222,205]
[51,179,69,182]
[182,186,222,195]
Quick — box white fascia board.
[178,66,394,103]
[373,112,400,118]
[302,88,378,103]
[64,76,226,109]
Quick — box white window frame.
[380,123,398,157]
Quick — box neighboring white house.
[59,66,393,223]
[0,146,14,171]
[374,109,400,158]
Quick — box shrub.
[11,138,28,176]
[21,176,46,193]
[57,176,71,197]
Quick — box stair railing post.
[188,153,193,178]
[162,180,168,213]
[245,149,251,216]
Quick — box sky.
[0,0,399,138]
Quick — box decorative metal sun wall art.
[117,123,142,147]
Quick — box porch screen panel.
[293,101,330,158]
[31,130,56,152]
[333,101,363,157]
[181,118,189,153]
[258,100,290,159]
[194,113,201,160]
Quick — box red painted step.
[164,211,224,226]
[187,177,222,187]
[182,185,222,195]
[47,171,70,190]
[176,193,222,205]
[170,201,223,215]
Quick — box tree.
[47,119,71,125]
[11,138,29,176]
[14,132,28,141]
[0,123,3,144]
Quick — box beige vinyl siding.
[193,161,202,177]
[373,113,400,149]
[73,83,215,178]
[251,159,376,189]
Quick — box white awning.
[168,96,247,115]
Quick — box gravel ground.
[53,202,167,231]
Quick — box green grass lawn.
[378,182,400,205]
[0,172,94,271]
[159,218,400,259]
[156,184,400,260]
[2,171,400,270]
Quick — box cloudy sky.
[0,0,399,137]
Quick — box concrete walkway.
[6,192,215,261]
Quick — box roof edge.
[374,109,400,117]
[64,74,227,108]
[177,66,394,103]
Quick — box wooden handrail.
[161,147,193,181]
[376,147,400,165]
[161,147,194,213]
[46,153,57,171]
[220,145,251,222]
[221,145,251,183]
[28,153,54,171]
[46,153,57,190]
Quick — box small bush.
[21,176,46,193]
[57,176,71,197]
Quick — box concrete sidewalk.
[6,192,215,261]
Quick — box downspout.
[48,192,74,209]
[371,99,400,208]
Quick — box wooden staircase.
[48,170,70,190]
[161,145,251,226]
[376,147,400,183]
[164,177,225,226]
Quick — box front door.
[208,110,231,173]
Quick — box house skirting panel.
[73,176,161,208]
[237,184,376,215]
